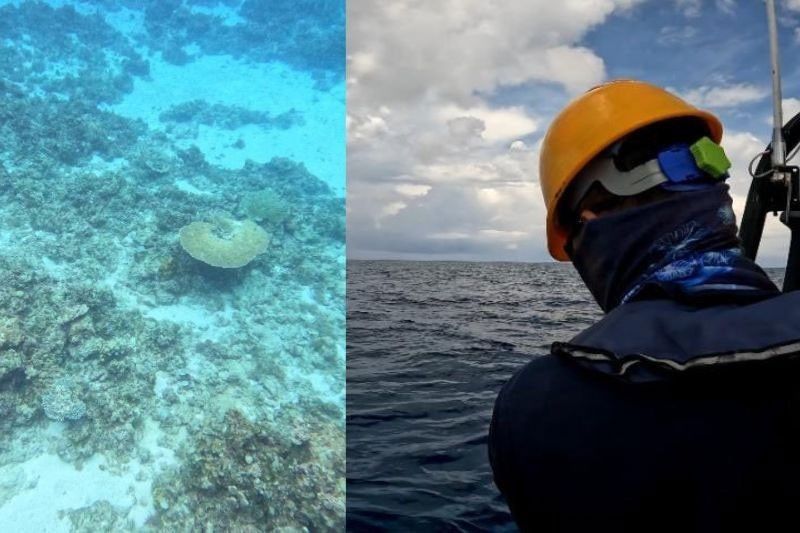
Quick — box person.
[488,79,800,532]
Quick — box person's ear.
[579,209,598,223]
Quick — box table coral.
[178,218,269,269]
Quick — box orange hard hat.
[539,79,723,261]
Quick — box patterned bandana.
[566,183,780,313]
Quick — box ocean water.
[346,260,786,531]
[0,1,344,531]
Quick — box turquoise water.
[0,1,344,530]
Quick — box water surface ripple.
[346,260,602,531]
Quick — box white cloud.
[783,97,800,120]
[348,1,641,107]
[347,0,796,265]
[347,113,389,140]
[721,131,765,215]
[510,140,529,151]
[395,184,432,197]
[760,98,800,127]
[721,130,791,265]
[478,229,529,240]
[786,0,800,12]
[428,232,471,240]
[715,0,735,14]
[476,187,504,206]
[532,45,608,96]
[438,105,538,142]
[681,83,769,108]
[415,162,504,184]
[379,201,407,218]
[446,116,486,144]
[348,0,647,261]
[675,0,701,17]
[657,25,698,45]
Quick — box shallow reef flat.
[0,0,344,531]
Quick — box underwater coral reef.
[0,0,344,531]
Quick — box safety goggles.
[563,136,731,218]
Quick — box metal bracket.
[779,166,800,223]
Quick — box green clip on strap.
[690,136,731,179]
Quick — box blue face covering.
[566,183,780,313]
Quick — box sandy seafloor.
[0,0,344,530]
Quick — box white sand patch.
[106,281,150,311]
[0,229,13,250]
[153,371,172,398]
[173,178,214,196]
[130,418,179,525]
[102,6,147,38]
[108,55,344,195]
[143,300,235,342]
[99,238,144,310]
[285,364,342,407]
[0,418,177,532]
[40,257,69,280]
[298,285,316,305]
[189,3,245,26]
[86,155,129,174]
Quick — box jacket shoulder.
[557,292,800,382]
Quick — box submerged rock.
[41,378,86,422]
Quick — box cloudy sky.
[347,0,800,267]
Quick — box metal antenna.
[766,0,786,171]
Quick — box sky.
[347,0,800,267]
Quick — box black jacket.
[489,291,800,532]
